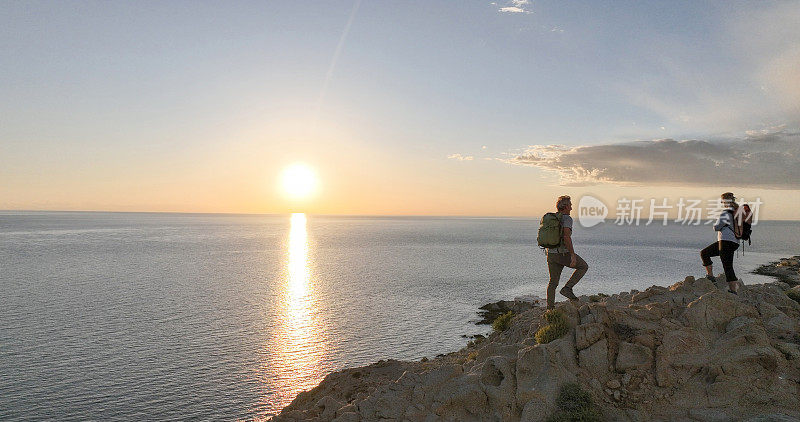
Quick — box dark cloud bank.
[510,129,800,189]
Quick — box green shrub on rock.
[492,311,514,332]
[535,309,569,344]
[544,309,567,325]
[546,383,603,422]
[535,322,568,344]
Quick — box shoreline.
[271,255,800,421]
[753,255,800,287]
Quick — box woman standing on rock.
[700,192,740,294]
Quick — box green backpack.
[537,212,563,249]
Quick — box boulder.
[315,396,344,420]
[432,381,487,419]
[519,396,551,422]
[479,356,517,420]
[616,341,653,372]
[575,322,605,350]
[774,342,800,360]
[578,338,610,375]
[515,339,577,409]
[683,290,758,332]
[765,313,799,337]
[656,328,710,387]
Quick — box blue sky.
[2,1,799,216]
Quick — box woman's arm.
[713,211,731,231]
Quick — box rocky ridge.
[754,256,800,287]
[272,274,800,421]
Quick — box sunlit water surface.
[1,212,797,420]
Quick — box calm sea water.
[1,212,797,420]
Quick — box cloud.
[448,153,474,161]
[497,0,532,14]
[506,128,800,188]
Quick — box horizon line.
[2,209,799,222]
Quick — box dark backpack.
[742,221,752,244]
[724,209,752,244]
[537,212,563,249]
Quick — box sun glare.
[281,163,318,199]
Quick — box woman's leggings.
[700,240,739,282]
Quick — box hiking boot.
[560,287,579,301]
[728,289,738,295]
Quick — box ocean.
[1,212,796,420]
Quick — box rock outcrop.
[754,256,800,287]
[272,275,800,421]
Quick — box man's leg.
[563,254,589,290]
[546,253,565,310]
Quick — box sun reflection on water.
[288,213,310,300]
[267,213,328,414]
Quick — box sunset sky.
[2,1,799,218]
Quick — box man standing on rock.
[545,195,589,309]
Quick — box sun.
[281,163,318,199]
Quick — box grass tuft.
[492,311,514,332]
[535,323,569,344]
[535,309,569,344]
[544,308,567,325]
[545,383,603,422]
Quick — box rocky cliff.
[272,273,800,421]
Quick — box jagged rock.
[432,381,487,419]
[479,356,516,420]
[516,337,577,411]
[766,313,799,337]
[578,337,609,375]
[519,396,550,422]
[315,396,344,420]
[688,408,733,421]
[616,341,653,372]
[334,403,356,418]
[476,299,537,325]
[683,290,758,332]
[575,322,605,350]
[656,328,709,387]
[331,412,358,422]
[774,342,800,360]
